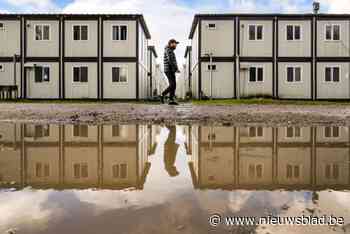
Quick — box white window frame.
[72,65,89,84]
[248,163,264,179]
[34,24,51,41]
[111,65,128,84]
[111,24,128,41]
[286,66,303,83]
[324,24,341,41]
[0,64,4,72]
[286,24,302,41]
[34,65,51,83]
[72,125,89,138]
[112,163,128,179]
[323,126,340,139]
[324,163,340,180]
[286,164,303,180]
[248,24,264,41]
[72,24,89,41]
[248,65,264,83]
[207,23,216,30]
[248,126,265,138]
[206,64,217,71]
[324,66,341,83]
[285,127,303,139]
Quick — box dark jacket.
[164,46,178,73]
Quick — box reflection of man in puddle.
[164,125,180,177]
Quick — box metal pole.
[209,53,213,99]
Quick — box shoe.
[160,95,165,104]
[168,101,179,106]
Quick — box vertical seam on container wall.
[276,18,279,98]
[62,18,65,98]
[136,19,139,100]
[198,18,202,99]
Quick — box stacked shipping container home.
[187,13,350,100]
[0,14,153,100]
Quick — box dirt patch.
[1,102,350,126]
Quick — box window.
[0,22,4,30]
[286,164,301,179]
[286,25,301,41]
[286,127,301,138]
[248,25,263,40]
[286,66,302,82]
[324,126,339,138]
[325,164,339,180]
[0,64,3,72]
[249,67,264,82]
[35,163,50,177]
[249,127,263,137]
[248,164,263,179]
[112,125,120,137]
[325,24,340,41]
[73,125,88,137]
[34,66,50,83]
[325,67,340,82]
[112,164,128,179]
[74,163,88,178]
[35,25,50,41]
[112,25,127,41]
[112,67,128,83]
[73,66,88,83]
[24,125,49,138]
[207,64,217,71]
[207,23,216,30]
[73,25,88,41]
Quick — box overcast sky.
[1,0,350,65]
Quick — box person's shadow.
[164,125,180,177]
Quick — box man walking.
[161,39,180,105]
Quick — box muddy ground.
[1,102,350,126]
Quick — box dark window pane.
[287,165,292,178]
[249,67,256,82]
[249,127,255,137]
[333,25,340,40]
[73,25,80,40]
[43,25,50,40]
[256,165,262,178]
[295,26,301,40]
[325,67,332,82]
[80,67,88,82]
[73,67,80,82]
[43,67,50,82]
[333,67,340,82]
[326,25,332,40]
[249,25,255,40]
[287,127,293,137]
[74,164,80,178]
[81,164,88,178]
[249,164,255,178]
[295,127,301,137]
[113,165,119,178]
[73,125,79,136]
[325,165,331,179]
[257,26,263,40]
[287,25,294,40]
[333,164,339,179]
[257,127,263,136]
[44,164,50,177]
[35,25,42,40]
[81,26,88,40]
[287,67,294,82]
[36,163,42,177]
[325,127,331,137]
[333,126,339,137]
[112,26,119,40]
[35,67,43,83]
[81,125,88,137]
[112,67,120,82]
[112,125,120,137]
[120,26,127,40]
[295,67,301,82]
[120,164,127,178]
[294,166,300,178]
[257,67,263,81]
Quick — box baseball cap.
[168,39,180,45]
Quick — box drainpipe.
[312,11,317,100]
[236,16,241,99]
[13,54,17,86]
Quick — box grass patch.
[192,98,350,106]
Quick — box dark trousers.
[162,72,176,100]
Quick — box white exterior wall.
[201,62,234,98]
[278,62,311,99]
[103,20,136,57]
[65,20,98,57]
[0,62,21,93]
[201,20,234,57]
[191,24,199,98]
[317,62,350,99]
[138,23,148,99]
[26,20,59,57]
[26,62,59,99]
[0,20,21,57]
[278,20,312,57]
[64,62,98,99]
[103,62,136,99]
[317,20,350,57]
[240,62,273,97]
[240,20,273,57]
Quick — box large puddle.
[1,124,350,234]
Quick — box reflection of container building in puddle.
[0,123,151,190]
[189,126,350,190]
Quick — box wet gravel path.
[1,102,350,126]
